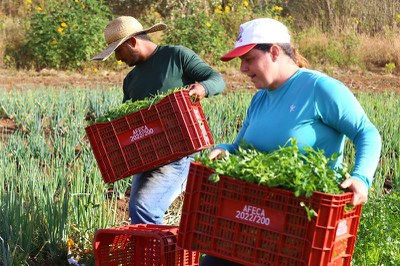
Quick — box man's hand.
[341,178,368,206]
[188,83,206,101]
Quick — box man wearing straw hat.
[91,16,225,225]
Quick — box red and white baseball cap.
[220,18,291,62]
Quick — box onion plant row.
[0,86,399,265]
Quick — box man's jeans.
[129,157,191,224]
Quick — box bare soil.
[1,67,400,91]
[1,67,399,91]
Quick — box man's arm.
[180,46,226,97]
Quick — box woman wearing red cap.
[202,17,381,265]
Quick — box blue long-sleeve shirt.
[217,68,381,188]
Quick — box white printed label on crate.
[220,198,286,232]
[117,120,163,148]
[336,219,348,237]
[193,107,210,145]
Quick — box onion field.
[0,86,399,265]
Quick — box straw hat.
[91,16,167,61]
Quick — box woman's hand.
[209,148,226,160]
[340,178,368,206]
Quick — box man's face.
[114,39,140,67]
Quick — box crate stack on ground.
[93,224,199,266]
[86,89,363,265]
[178,162,363,266]
[86,89,209,265]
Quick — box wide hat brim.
[220,43,256,62]
[91,23,167,61]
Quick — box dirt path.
[332,70,400,93]
[1,67,399,92]
[0,68,126,89]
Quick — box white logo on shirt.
[290,104,296,112]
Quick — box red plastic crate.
[93,224,200,266]
[178,162,363,266]
[85,90,213,183]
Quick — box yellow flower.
[224,6,230,13]
[217,5,222,10]
[206,22,212,27]
[272,6,283,12]
[82,3,86,9]
[57,27,64,33]
[274,15,280,20]
[61,22,68,28]
[26,0,32,5]
[117,60,123,65]
[214,8,223,14]
[242,1,249,7]
[51,39,57,45]
[67,239,74,248]
[397,14,400,20]
[36,6,42,11]
[74,0,79,2]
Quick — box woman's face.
[239,47,277,90]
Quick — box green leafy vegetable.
[93,87,186,123]
[196,138,350,197]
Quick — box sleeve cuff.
[351,173,371,188]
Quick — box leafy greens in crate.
[196,138,351,198]
[94,87,185,123]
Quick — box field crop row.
[0,86,399,265]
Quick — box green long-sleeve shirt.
[122,45,225,102]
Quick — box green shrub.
[161,1,291,66]
[385,62,396,74]
[162,13,229,66]
[23,0,111,70]
[296,28,363,69]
